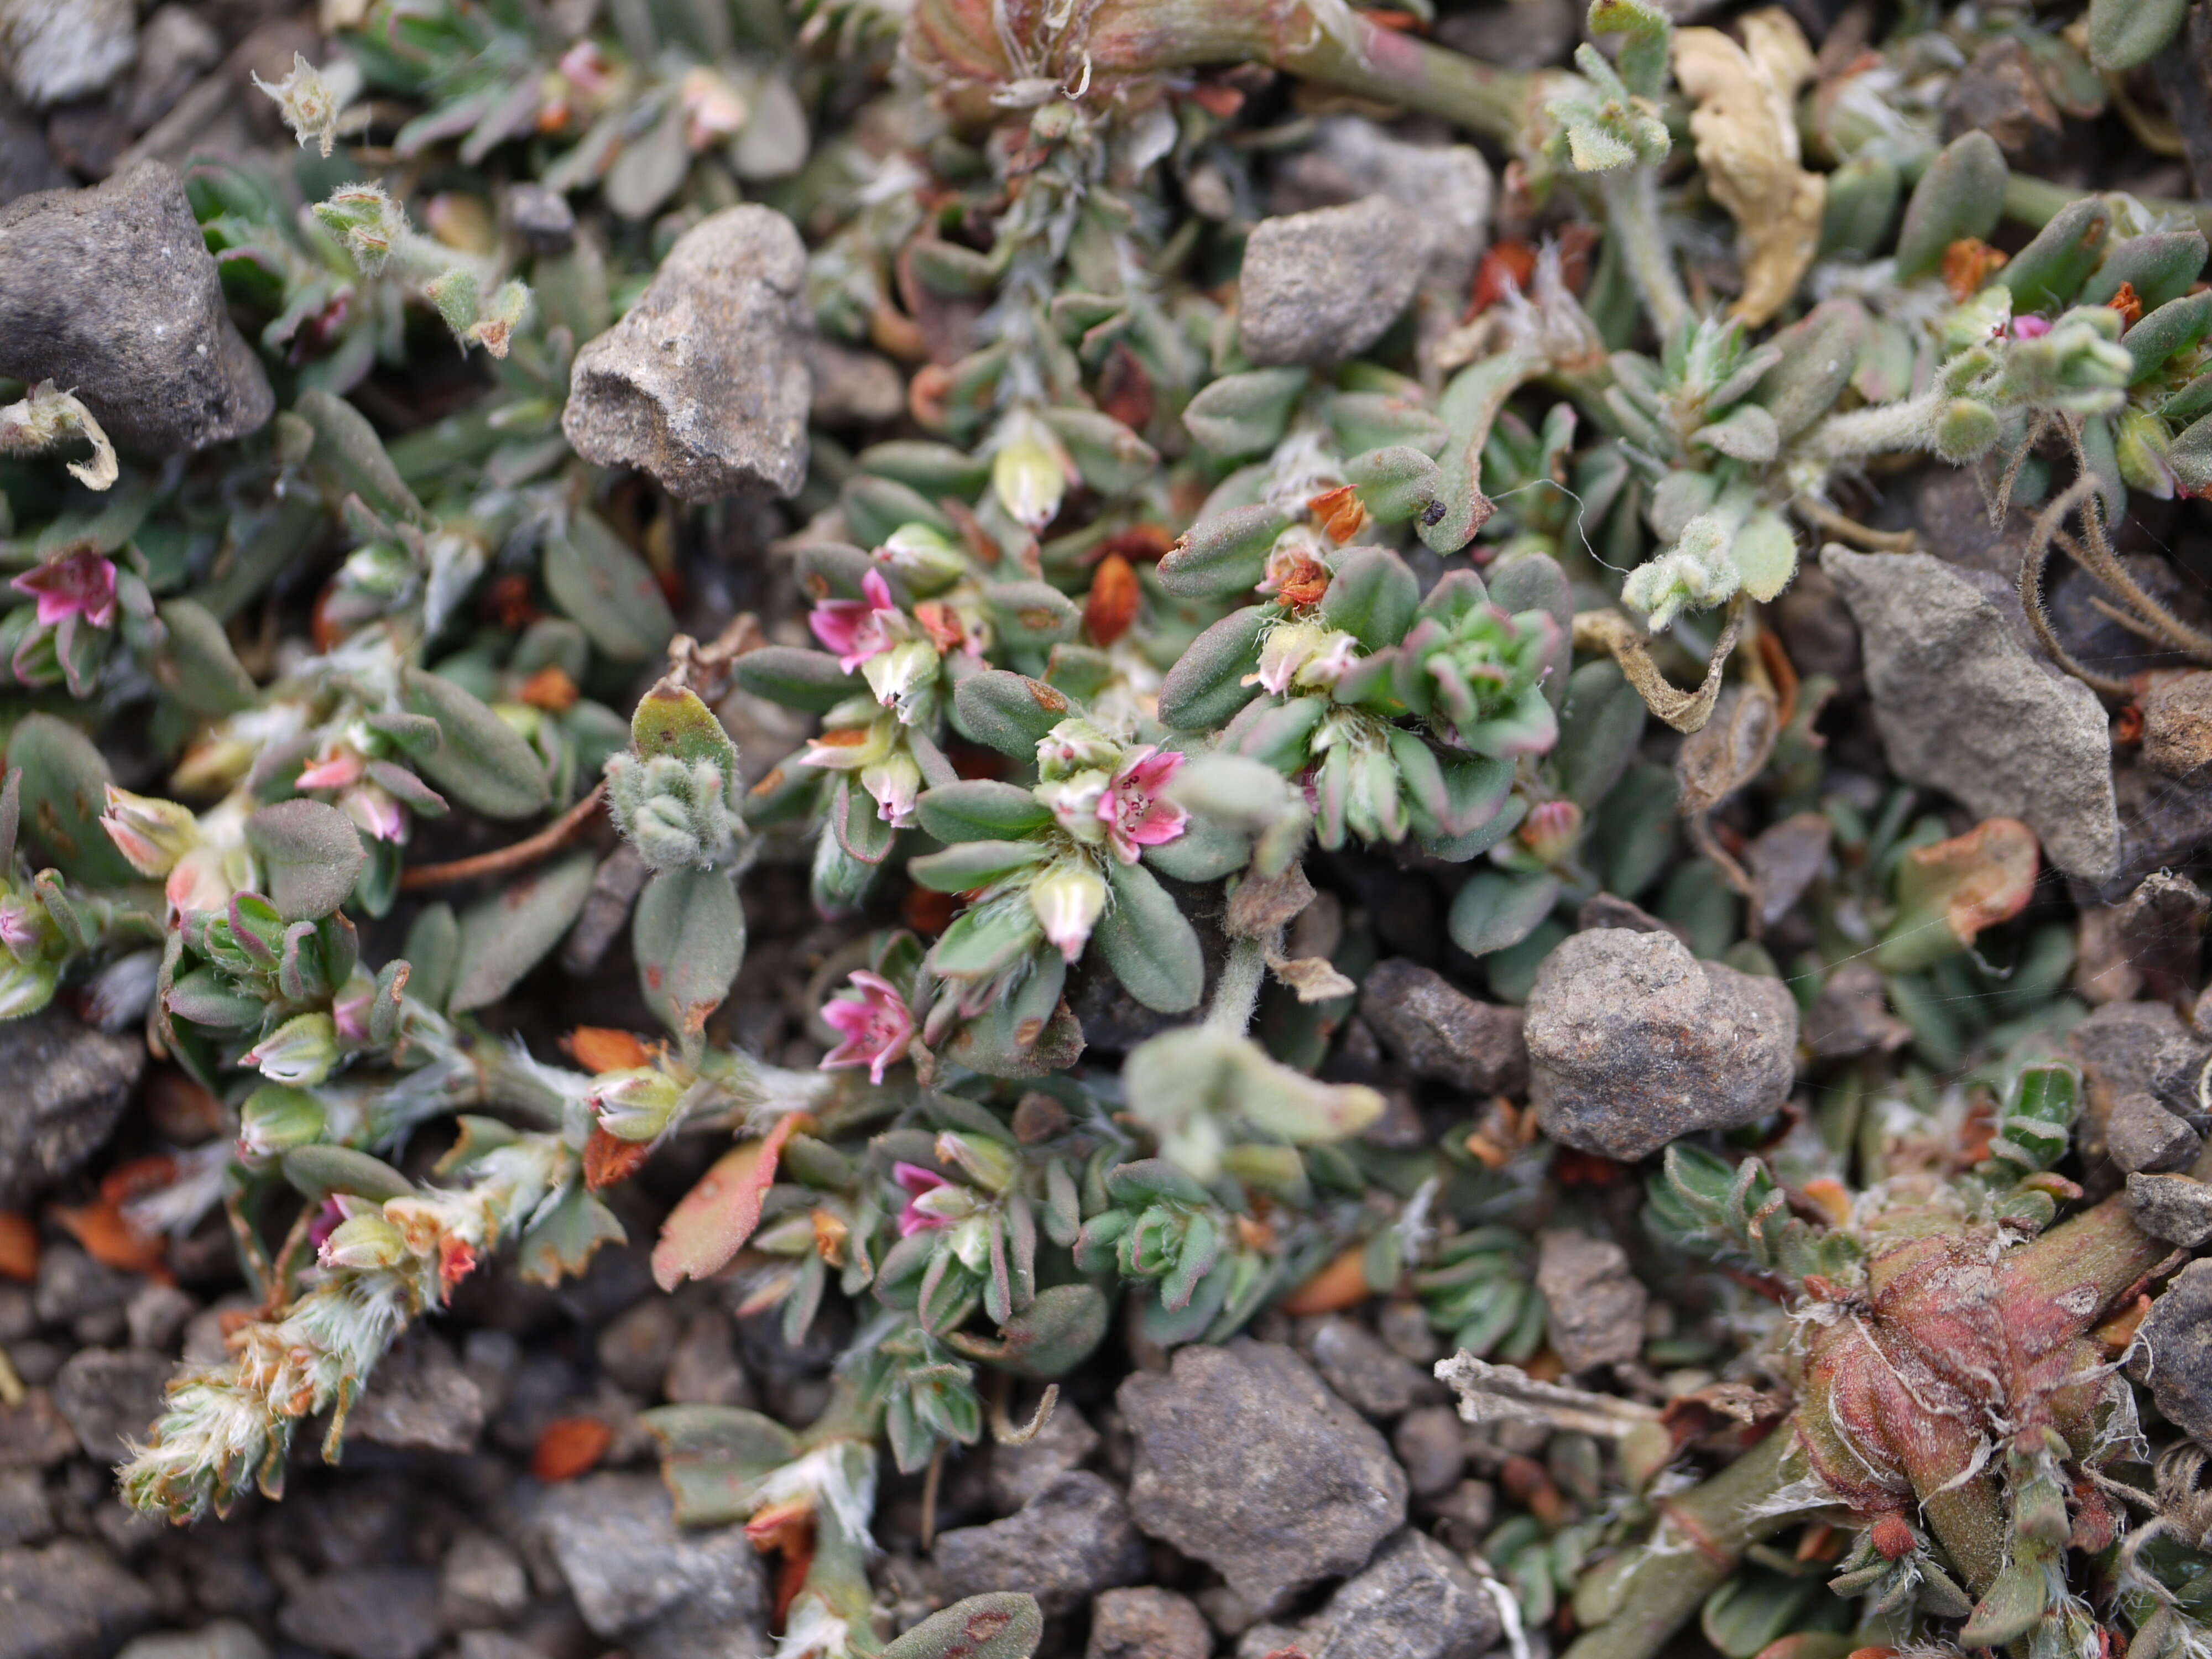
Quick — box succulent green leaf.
[633,864,745,1046]
[1895,132,2007,281]
[2088,0,2190,72]
[401,668,551,820]
[879,1594,1042,1659]
[1158,505,1290,599]
[1449,870,1561,958]
[10,714,132,886]
[1181,367,1307,457]
[245,799,368,922]
[283,1145,415,1204]
[952,670,1077,758]
[447,851,596,1013]
[1093,859,1203,1013]
[1156,606,1269,730]
[544,512,675,662]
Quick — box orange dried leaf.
[1798,1177,1853,1228]
[2108,280,2144,327]
[1941,237,2008,302]
[1083,552,1140,646]
[50,1198,169,1281]
[532,1416,613,1481]
[650,1113,813,1291]
[570,1026,654,1074]
[520,665,581,713]
[0,1212,36,1281]
[1277,1245,1369,1315]
[583,1128,654,1192]
[1899,817,2041,947]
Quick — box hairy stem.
[1206,933,1271,1037]
[1598,168,1689,339]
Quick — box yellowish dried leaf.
[1672,11,1825,327]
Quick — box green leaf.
[634,865,745,1046]
[952,670,1077,758]
[879,1595,1042,1659]
[448,851,596,1012]
[916,781,1053,843]
[1093,859,1203,1013]
[1318,545,1418,650]
[9,714,132,886]
[1156,607,1269,731]
[1994,195,2112,315]
[1449,870,1562,958]
[1895,132,2007,281]
[1158,505,1290,600]
[732,646,863,713]
[403,902,458,1014]
[515,1183,625,1286]
[283,1145,415,1204]
[1041,407,1158,493]
[2088,0,2190,71]
[297,388,425,525]
[908,840,1051,890]
[543,511,675,662]
[152,599,257,714]
[2126,291,2212,381]
[1181,367,1307,457]
[984,580,1081,650]
[641,1405,803,1525]
[1344,445,1443,524]
[245,799,367,922]
[2082,231,2208,314]
[1556,660,1646,808]
[401,668,550,820]
[629,680,738,770]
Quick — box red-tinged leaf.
[651,1114,812,1291]
[1277,1245,1368,1316]
[0,1212,35,1281]
[532,1416,613,1481]
[583,1128,653,1192]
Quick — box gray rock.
[1436,0,1579,71]
[988,1398,1099,1515]
[1120,1339,1407,1614]
[1942,36,2062,165]
[2143,672,2212,779]
[660,1308,753,1410]
[2137,1259,2212,1449]
[0,82,66,204]
[277,1569,440,1659]
[1823,547,2120,881]
[562,204,810,500]
[1358,959,1527,1094]
[117,6,221,136]
[1086,1587,1211,1659]
[2128,1173,2212,1247]
[0,1389,74,1468]
[1746,812,1832,928]
[933,1469,1146,1617]
[1306,1316,1426,1418]
[2107,1091,2203,1175]
[1,0,135,108]
[1271,116,1494,294]
[525,1473,766,1659]
[117,1622,268,1659]
[1238,195,1423,367]
[33,1241,137,1329]
[1393,1405,1468,1500]
[0,1008,145,1206]
[1536,1229,1648,1371]
[0,1540,156,1659]
[125,1282,194,1353]
[1524,928,1798,1160]
[2074,1000,2190,1162]
[51,1347,171,1465]
[806,337,905,428]
[503,182,575,255]
[1378,1299,1441,1365]
[1285,1528,1503,1659]
[439,1532,530,1632]
[456,1636,540,1659]
[0,1468,49,1546]
[0,162,273,454]
[597,1299,681,1396]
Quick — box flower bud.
[252,52,352,159]
[238,1084,327,1157]
[1932,398,2000,463]
[2117,406,2178,499]
[935,1130,1020,1195]
[1518,799,1585,865]
[989,410,1071,531]
[588,1067,686,1142]
[860,747,924,830]
[1028,863,1107,963]
[0,954,56,1019]
[879,523,969,595]
[246,1012,340,1087]
[1034,771,1109,846]
[319,1212,409,1271]
[1035,718,1122,782]
[862,638,941,719]
[100,786,198,878]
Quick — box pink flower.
[297,751,365,790]
[332,983,372,1044]
[2011,314,2053,340]
[341,783,405,843]
[13,550,116,629]
[892,1161,952,1237]
[818,969,914,1085]
[1097,745,1188,864]
[807,569,901,674]
[306,1196,347,1250]
[0,899,40,957]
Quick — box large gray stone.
[0,1008,144,1206]
[2138,1260,2212,1451]
[0,1540,156,1659]
[1239,1529,1501,1659]
[0,162,273,453]
[1238,196,1423,367]
[562,205,810,500]
[1358,959,1527,1095]
[1536,1229,1647,1372]
[1823,547,2119,881]
[932,1470,1147,1617]
[1119,1339,1406,1615]
[276,1569,440,1659]
[1,0,135,108]
[346,1330,486,1454]
[1524,928,1798,1160]
[118,1623,269,1659]
[1086,1587,1209,1659]
[50,1347,172,1465]
[1271,116,1495,295]
[525,1473,767,1659]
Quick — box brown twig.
[2018,477,2141,701]
[1790,496,1914,552]
[919,1440,946,1550]
[398,782,608,893]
